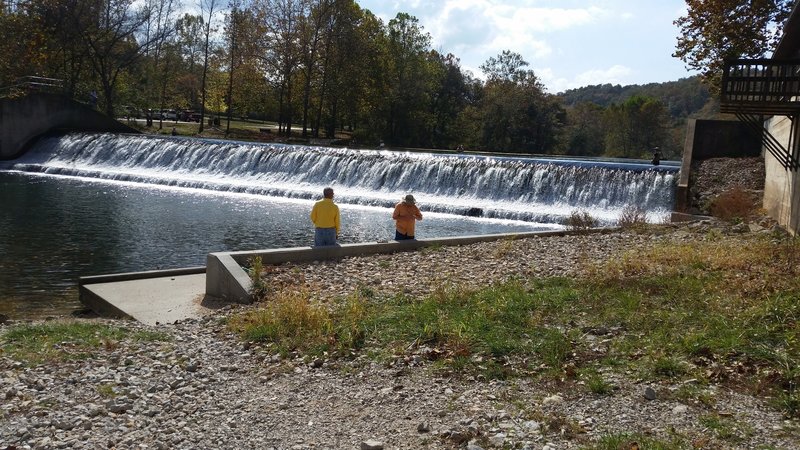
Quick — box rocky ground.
[689,157,765,215]
[2,158,797,450]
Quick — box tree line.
[1,0,717,159]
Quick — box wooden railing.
[721,58,800,115]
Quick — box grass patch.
[585,433,689,449]
[97,383,117,398]
[0,321,171,365]
[583,372,615,396]
[227,288,369,357]
[698,413,752,443]
[673,383,716,407]
[650,356,688,379]
[563,209,598,232]
[617,204,649,230]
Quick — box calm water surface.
[0,172,548,318]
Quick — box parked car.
[162,109,178,120]
[121,106,140,119]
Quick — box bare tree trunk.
[198,0,218,134]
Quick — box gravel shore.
[2,219,799,450]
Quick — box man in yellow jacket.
[392,194,423,240]
[310,187,340,246]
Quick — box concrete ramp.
[79,268,223,325]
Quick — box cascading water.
[7,132,677,225]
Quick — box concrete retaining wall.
[206,229,613,303]
[675,118,763,212]
[763,115,800,234]
[0,93,138,160]
[689,119,762,160]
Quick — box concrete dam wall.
[0,93,138,160]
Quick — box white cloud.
[357,0,696,89]
[540,65,634,93]
[411,1,610,78]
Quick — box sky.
[357,0,699,93]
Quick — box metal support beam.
[734,112,800,171]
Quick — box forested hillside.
[559,76,711,120]
[557,77,717,159]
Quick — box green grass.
[583,433,689,449]
[0,321,171,365]
[698,413,753,443]
[232,233,800,417]
[582,370,615,395]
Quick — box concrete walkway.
[80,273,220,325]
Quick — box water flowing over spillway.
[8,133,677,225]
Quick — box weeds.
[248,256,270,299]
[585,373,614,395]
[227,288,333,356]
[97,383,117,398]
[563,209,598,232]
[673,383,716,407]
[493,236,518,258]
[699,413,749,442]
[587,433,689,449]
[650,356,687,379]
[709,186,757,222]
[617,205,648,229]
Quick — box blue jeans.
[314,227,337,246]
[395,230,414,240]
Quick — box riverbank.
[2,219,799,449]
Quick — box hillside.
[558,76,713,120]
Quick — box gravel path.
[2,220,799,450]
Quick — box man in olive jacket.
[392,194,423,240]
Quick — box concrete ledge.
[78,267,206,321]
[79,266,205,285]
[205,229,615,304]
[671,212,713,222]
[79,285,133,319]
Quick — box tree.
[61,0,173,117]
[477,51,563,153]
[562,102,606,156]
[176,13,205,108]
[198,0,220,133]
[428,51,469,148]
[603,95,668,158]
[674,0,794,92]
[224,0,245,133]
[480,50,529,83]
[253,0,304,136]
[382,12,435,146]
